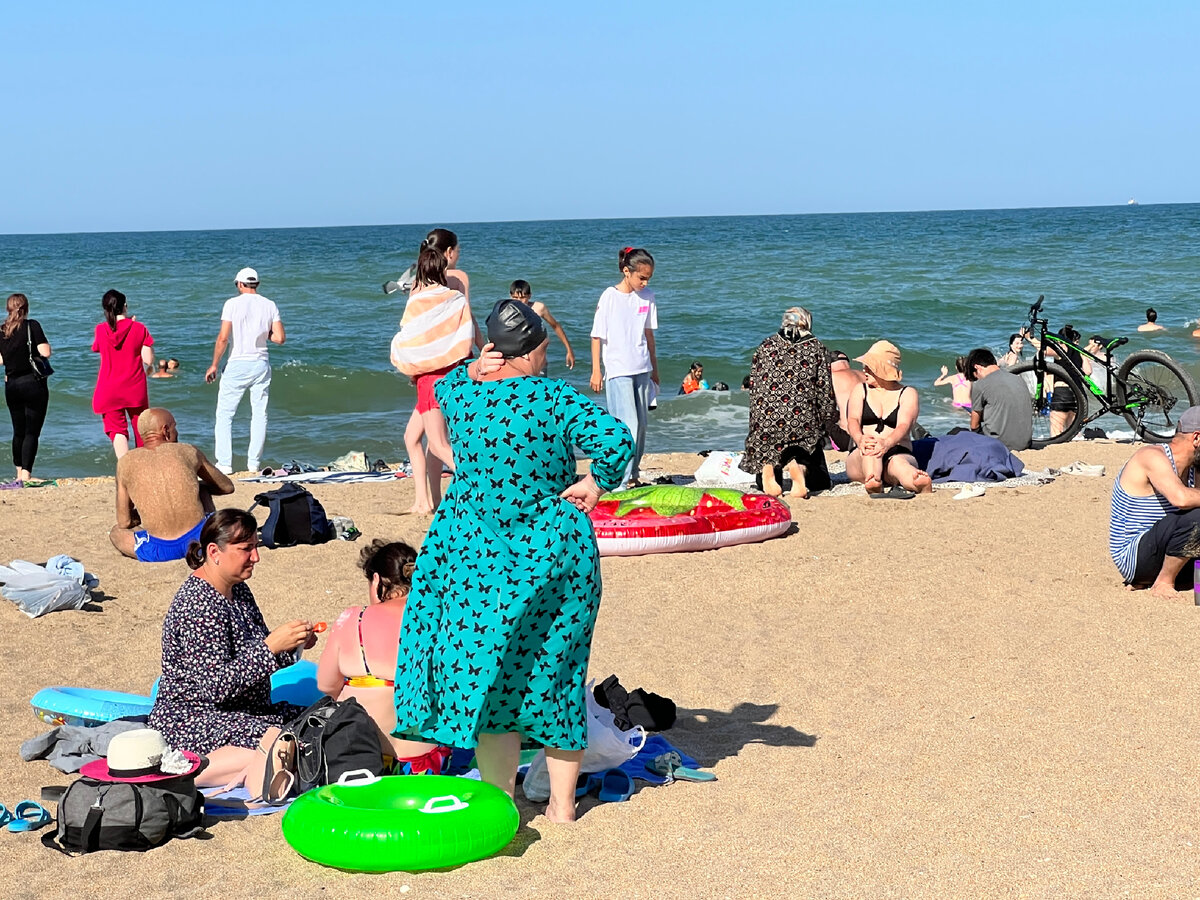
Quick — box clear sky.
[3,1,1197,233]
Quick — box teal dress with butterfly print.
[392,364,633,750]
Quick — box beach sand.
[2,443,1198,898]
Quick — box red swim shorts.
[414,364,457,414]
[102,407,148,445]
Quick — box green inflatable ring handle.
[281,774,519,872]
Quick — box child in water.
[590,247,659,487]
[934,356,972,410]
[509,280,575,369]
[680,361,708,394]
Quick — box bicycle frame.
[1023,303,1132,417]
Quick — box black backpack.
[283,696,386,792]
[44,776,205,854]
[250,484,334,549]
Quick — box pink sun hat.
[79,729,204,783]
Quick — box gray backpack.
[44,776,205,854]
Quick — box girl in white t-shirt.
[590,247,659,487]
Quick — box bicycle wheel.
[1116,350,1200,442]
[1009,361,1089,448]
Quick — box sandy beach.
[2,442,1198,899]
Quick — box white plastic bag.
[693,451,754,486]
[522,681,647,802]
[0,558,93,618]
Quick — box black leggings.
[1132,507,1200,590]
[5,373,49,473]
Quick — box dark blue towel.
[925,432,1025,483]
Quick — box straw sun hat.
[855,340,903,382]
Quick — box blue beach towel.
[619,735,701,785]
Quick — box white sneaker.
[953,484,986,500]
[217,464,234,475]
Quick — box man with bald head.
[110,408,235,561]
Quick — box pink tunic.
[92,319,153,413]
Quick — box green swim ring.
[281,773,519,872]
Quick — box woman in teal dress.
[393,300,633,823]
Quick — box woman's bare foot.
[762,467,783,497]
[544,800,577,823]
[911,471,933,493]
[864,474,884,494]
[407,502,434,515]
[784,463,808,498]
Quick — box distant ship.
[1127,198,1139,205]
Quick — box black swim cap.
[486,299,547,359]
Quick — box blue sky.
[3,2,1197,233]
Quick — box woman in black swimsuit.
[845,340,932,495]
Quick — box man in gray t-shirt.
[965,348,1032,451]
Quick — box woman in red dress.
[92,289,155,459]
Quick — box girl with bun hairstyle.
[147,509,318,800]
[316,540,450,774]
[589,247,660,487]
[91,289,155,459]
[393,228,482,514]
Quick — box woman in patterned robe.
[148,509,316,795]
[740,306,836,498]
[392,300,633,824]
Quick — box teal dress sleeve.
[555,383,634,492]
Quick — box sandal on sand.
[0,804,11,828]
[869,486,915,500]
[953,484,986,500]
[1058,461,1105,477]
[260,733,297,805]
[7,800,52,832]
[648,751,717,784]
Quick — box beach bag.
[0,559,93,618]
[249,484,334,549]
[521,683,648,801]
[44,776,205,854]
[27,326,53,380]
[283,696,386,792]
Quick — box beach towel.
[203,786,290,818]
[924,433,1025,483]
[619,735,701,785]
[390,284,474,376]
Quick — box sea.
[3,203,1199,478]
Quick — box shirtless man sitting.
[1109,406,1200,598]
[110,408,235,562]
[827,349,867,451]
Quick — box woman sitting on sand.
[147,509,317,800]
[845,340,932,495]
[315,539,450,775]
[739,307,837,498]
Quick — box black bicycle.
[1010,295,1199,447]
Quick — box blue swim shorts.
[133,515,210,563]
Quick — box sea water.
[2,203,1199,478]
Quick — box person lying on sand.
[1109,406,1200,599]
[109,407,234,562]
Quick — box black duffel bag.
[283,696,386,792]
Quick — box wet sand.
[2,443,1198,899]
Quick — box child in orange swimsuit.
[315,539,451,775]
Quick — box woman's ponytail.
[102,289,127,331]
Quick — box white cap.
[235,267,259,285]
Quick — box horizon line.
[0,199,1187,239]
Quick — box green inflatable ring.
[281,773,519,872]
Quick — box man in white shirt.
[205,267,285,474]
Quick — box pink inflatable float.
[589,486,792,556]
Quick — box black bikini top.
[860,384,909,433]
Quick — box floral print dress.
[148,575,302,754]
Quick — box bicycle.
[1009,295,1199,448]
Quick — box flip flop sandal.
[869,486,915,500]
[0,804,11,828]
[7,801,51,832]
[648,751,718,784]
[260,733,297,805]
[595,768,635,802]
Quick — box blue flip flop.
[7,800,51,832]
[0,804,11,828]
[595,768,635,802]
